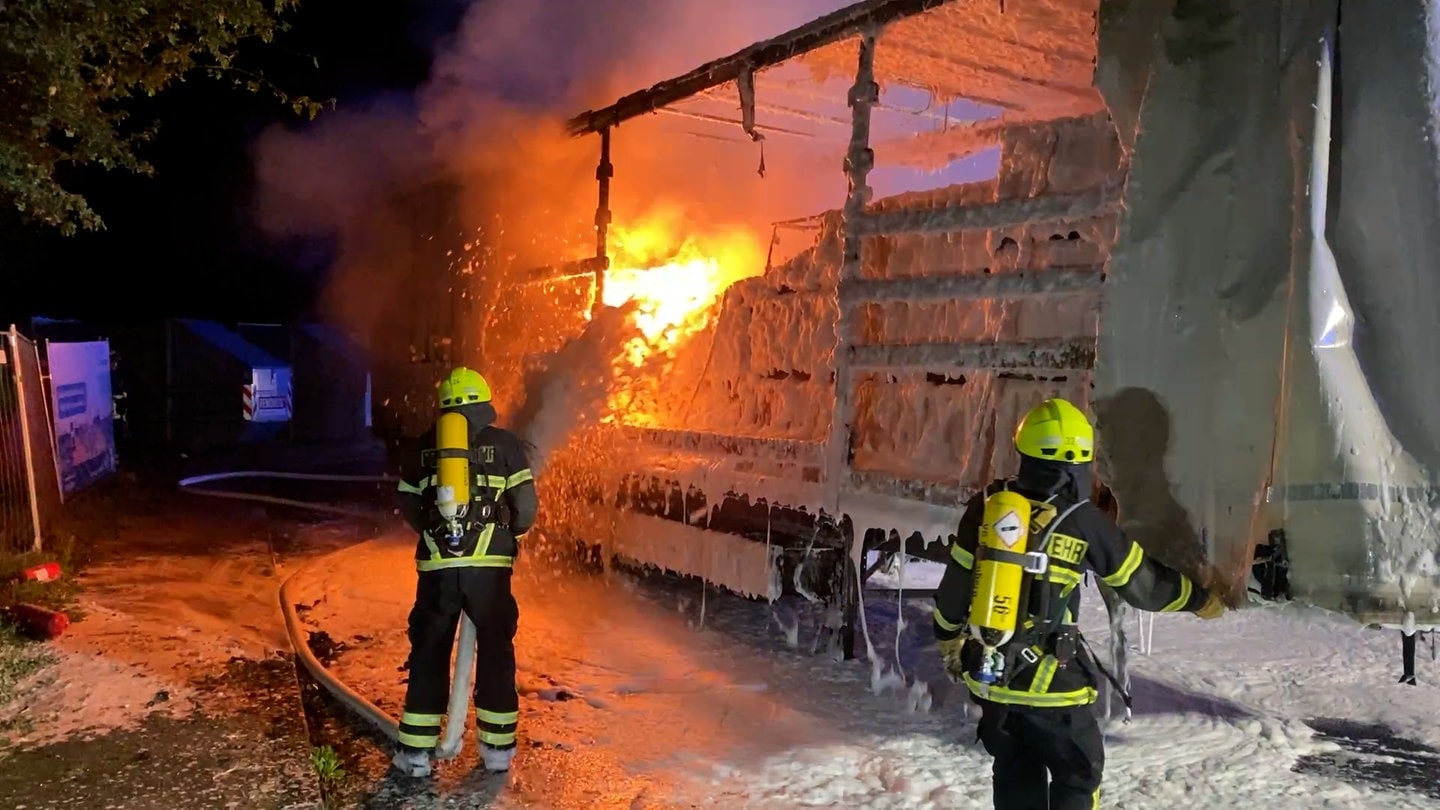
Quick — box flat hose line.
[178,470,480,760]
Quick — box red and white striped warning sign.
[242,370,292,423]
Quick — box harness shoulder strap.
[1037,498,1088,553]
[997,498,1090,688]
[1031,498,1088,631]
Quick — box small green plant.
[310,744,346,796]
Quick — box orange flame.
[601,217,764,367]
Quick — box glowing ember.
[602,219,763,367]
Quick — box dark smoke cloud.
[252,94,431,238]
[254,0,848,237]
[423,0,850,114]
[251,0,857,467]
[250,0,852,361]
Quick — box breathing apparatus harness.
[422,411,511,556]
[963,482,1133,718]
[966,483,1086,689]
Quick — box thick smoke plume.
[256,0,847,329]
[253,0,852,464]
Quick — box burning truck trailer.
[378,0,1440,679]
[485,0,1124,659]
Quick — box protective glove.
[938,636,967,683]
[1194,590,1226,620]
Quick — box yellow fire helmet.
[1014,397,1094,463]
[437,367,492,408]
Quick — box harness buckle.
[1019,646,1040,666]
[1022,551,1049,575]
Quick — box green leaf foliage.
[0,0,322,234]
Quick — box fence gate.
[0,334,37,552]
[0,326,62,553]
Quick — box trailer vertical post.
[592,127,614,318]
[824,30,878,511]
[824,31,878,661]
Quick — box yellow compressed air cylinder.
[967,489,1033,648]
[435,411,471,520]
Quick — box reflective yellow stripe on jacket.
[399,468,532,571]
[959,571,1095,708]
[399,473,510,493]
[933,607,963,633]
[417,522,517,571]
[963,672,1097,708]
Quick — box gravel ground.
[0,656,321,809]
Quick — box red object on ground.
[10,603,70,639]
[21,562,61,582]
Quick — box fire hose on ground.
[177,470,480,761]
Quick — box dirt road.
[0,481,380,809]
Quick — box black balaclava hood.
[444,401,497,433]
[1016,454,1092,504]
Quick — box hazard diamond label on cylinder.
[993,511,1024,547]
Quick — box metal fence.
[0,326,62,553]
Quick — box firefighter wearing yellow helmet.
[933,397,1224,810]
[391,367,538,778]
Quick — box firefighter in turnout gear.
[933,398,1225,809]
[391,367,538,778]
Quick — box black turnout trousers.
[397,567,519,752]
[977,701,1105,810]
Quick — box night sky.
[0,0,469,328]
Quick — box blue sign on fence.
[47,341,116,496]
[55,382,86,420]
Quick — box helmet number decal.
[993,510,1024,548]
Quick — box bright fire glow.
[602,218,764,367]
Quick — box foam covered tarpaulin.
[1094,0,1440,623]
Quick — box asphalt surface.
[1294,717,1440,802]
